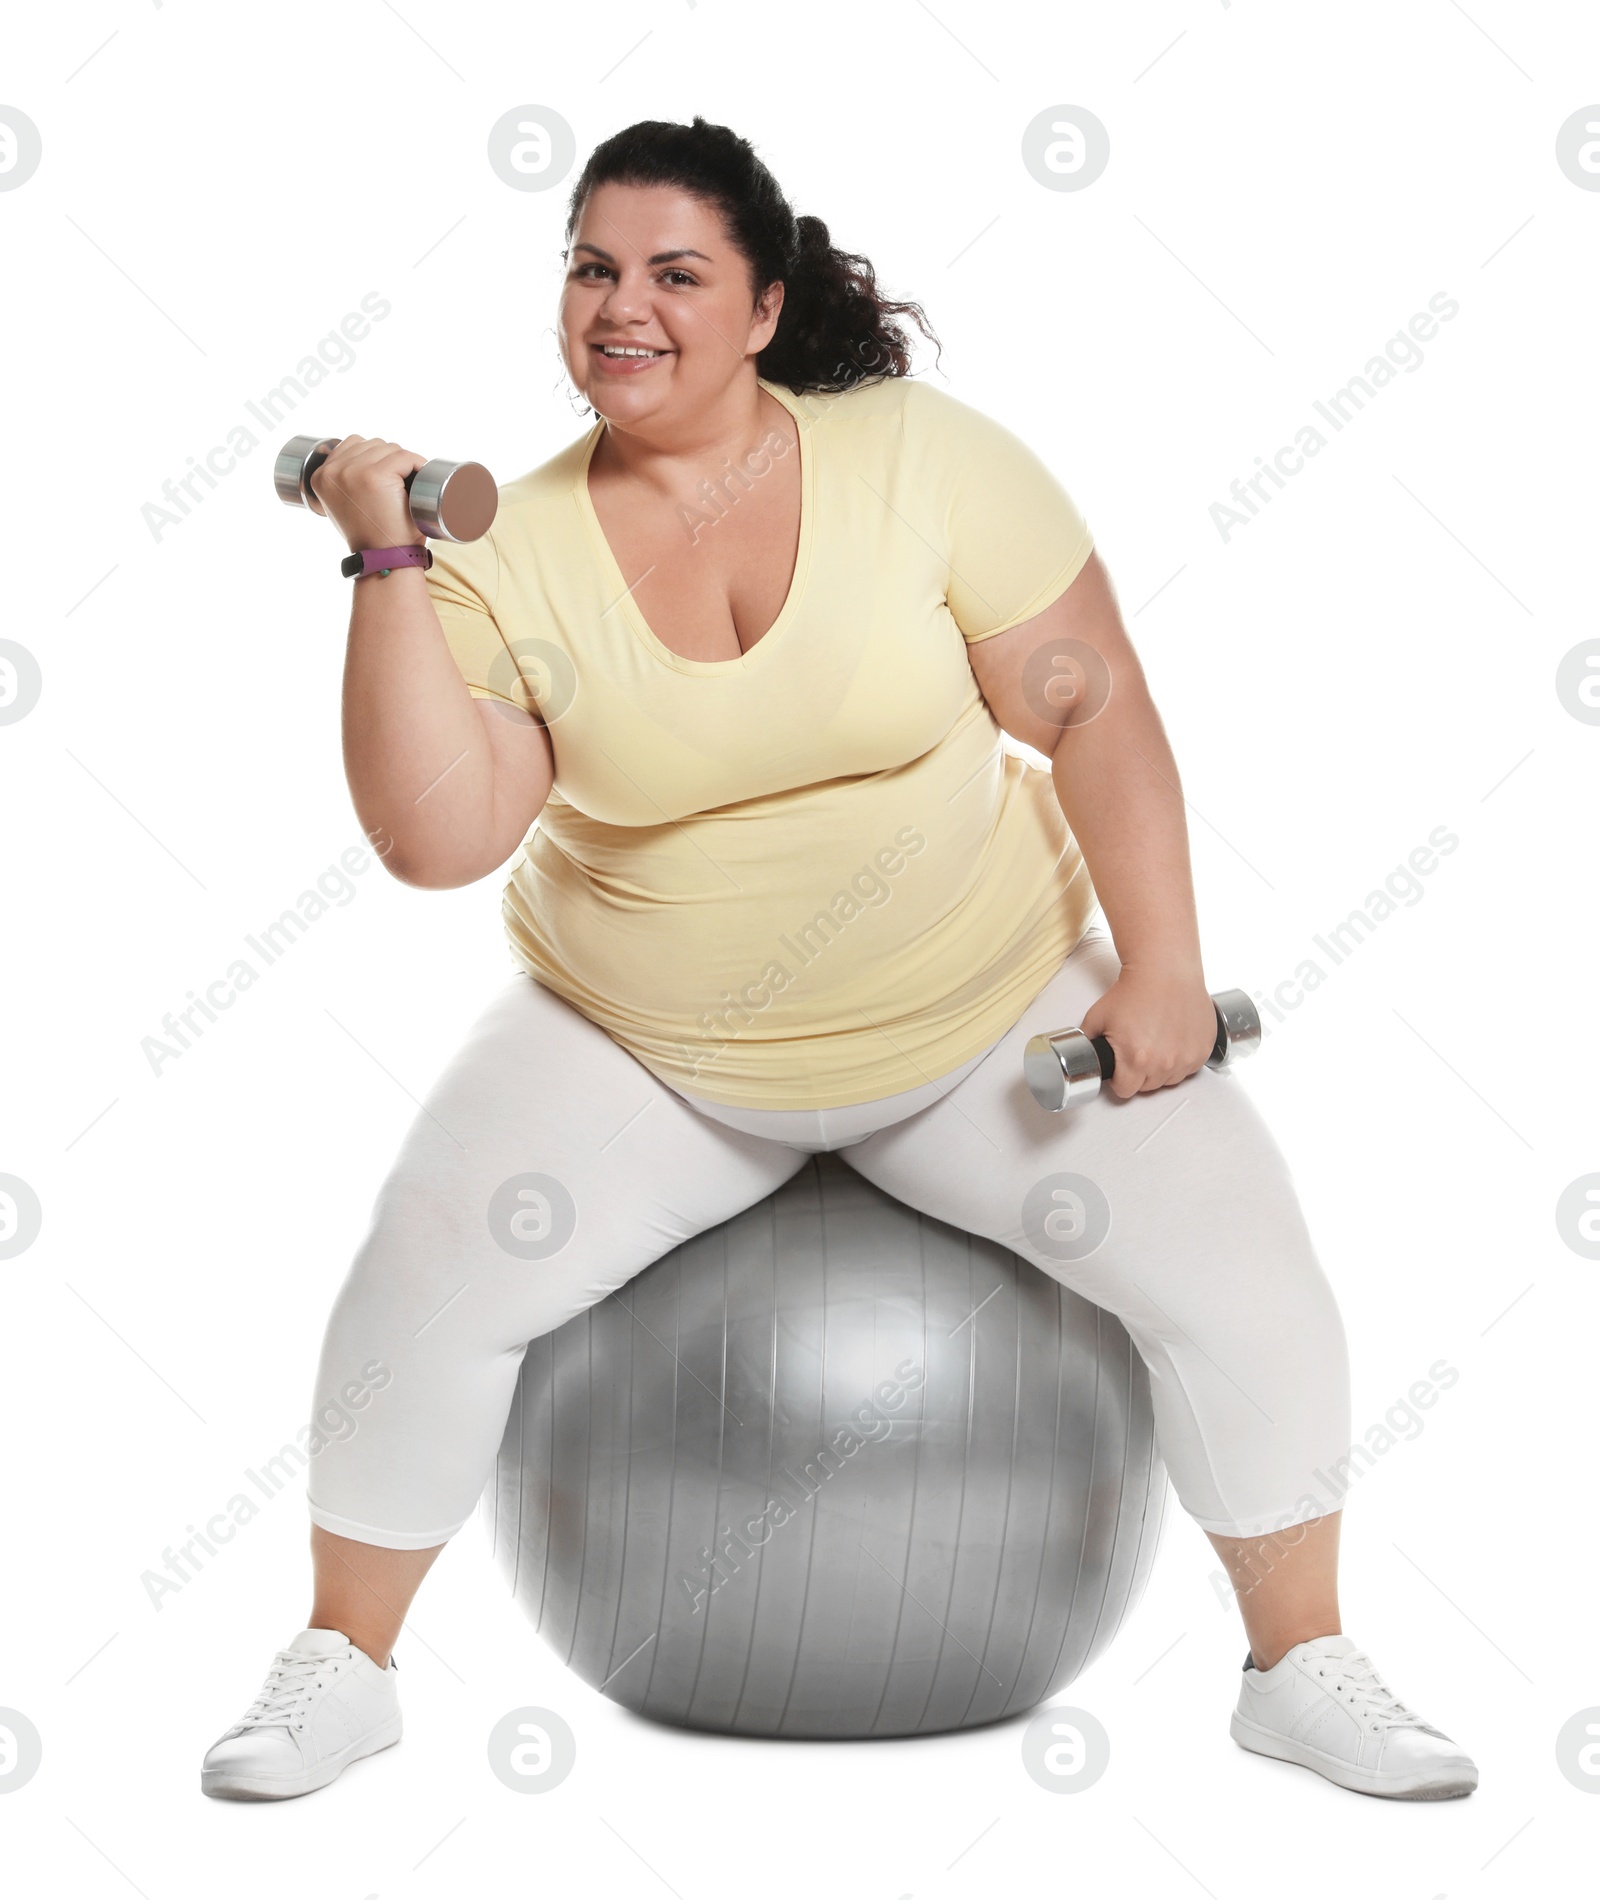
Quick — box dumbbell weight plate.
[273,435,341,515]
[1022,1024,1099,1112]
[405,457,498,543]
[1210,987,1261,1063]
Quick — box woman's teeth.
[598,345,665,357]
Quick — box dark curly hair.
[563,116,939,394]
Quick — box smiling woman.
[559,122,933,398]
[204,115,1476,1809]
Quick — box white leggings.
[305,929,1350,1548]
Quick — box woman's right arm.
[313,436,555,890]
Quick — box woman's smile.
[589,340,675,375]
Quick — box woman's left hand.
[1075,964,1219,1101]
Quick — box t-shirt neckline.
[571,376,815,677]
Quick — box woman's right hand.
[308,434,429,552]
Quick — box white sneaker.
[201,1627,401,1800]
[1230,1633,1476,1799]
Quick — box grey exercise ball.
[479,1150,1167,1739]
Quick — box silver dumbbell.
[273,434,498,543]
[1024,988,1261,1111]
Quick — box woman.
[201,117,1475,1803]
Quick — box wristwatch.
[341,544,433,579]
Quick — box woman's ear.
[750,279,785,353]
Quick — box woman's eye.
[570,263,697,286]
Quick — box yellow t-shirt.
[426,373,1099,1109]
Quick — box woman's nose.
[597,273,654,324]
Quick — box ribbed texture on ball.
[480,1152,1166,1737]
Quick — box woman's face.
[558,181,783,434]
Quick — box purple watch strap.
[343,544,433,579]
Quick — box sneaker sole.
[201,1714,403,1801]
[1230,1711,1476,1800]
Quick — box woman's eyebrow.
[570,242,714,266]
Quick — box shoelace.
[1309,1648,1434,1734]
[233,1649,350,1733]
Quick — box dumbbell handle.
[272,434,498,543]
[1023,987,1261,1112]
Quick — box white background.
[2,2,1597,1895]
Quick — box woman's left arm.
[965,549,1221,1100]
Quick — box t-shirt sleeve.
[901,378,1095,644]
[424,528,532,711]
